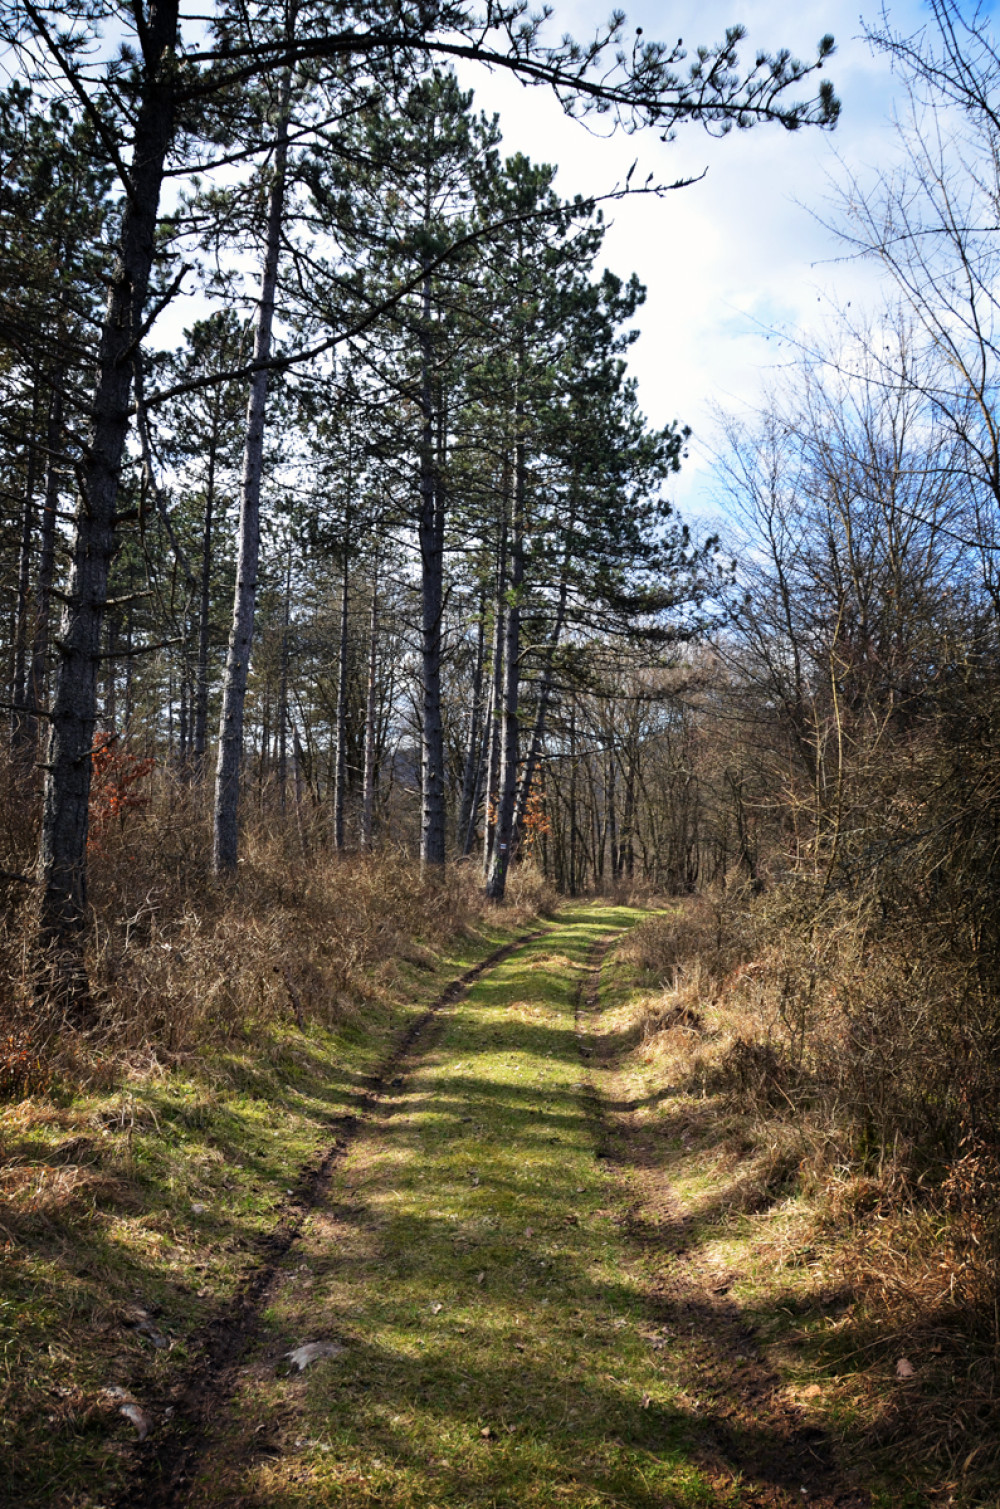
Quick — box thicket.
[568,10,1000,1481]
[0,744,555,1093]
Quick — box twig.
[276,966,306,1029]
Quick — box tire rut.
[110,925,549,1509]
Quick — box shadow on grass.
[0,1028,403,1506]
[189,920,866,1508]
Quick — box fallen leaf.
[476,1272,485,1285]
[640,1392,651,1409]
[284,1341,345,1373]
[136,1320,168,1349]
[480,1426,493,1439]
[120,1403,149,1440]
[895,1357,915,1379]
[524,1227,534,1238]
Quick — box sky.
[454,0,934,520]
[5,0,937,526]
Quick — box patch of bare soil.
[576,936,869,1509]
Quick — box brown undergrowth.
[614,894,1000,1505]
[0,764,555,1074]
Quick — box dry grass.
[616,892,1000,1502]
[0,761,557,1082]
[0,757,558,1508]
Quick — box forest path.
[151,905,863,1508]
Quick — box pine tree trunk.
[123,604,134,734]
[462,709,491,857]
[104,615,118,731]
[11,377,40,751]
[482,504,507,876]
[418,271,446,868]
[333,533,349,850]
[192,428,217,781]
[568,702,579,896]
[456,591,486,849]
[622,744,636,879]
[486,428,525,903]
[37,10,179,987]
[292,718,308,855]
[177,657,187,764]
[510,564,570,853]
[360,559,379,851]
[278,547,290,813]
[608,745,620,880]
[29,385,63,740]
[213,74,291,873]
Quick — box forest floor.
[2,905,930,1508]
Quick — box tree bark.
[418,268,446,868]
[456,588,486,848]
[104,614,118,731]
[510,564,570,855]
[360,553,379,850]
[37,6,179,987]
[11,375,40,751]
[568,703,579,896]
[621,741,637,880]
[29,385,63,741]
[333,503,351,850]
[481,499,507,876]
[486,425,525,902]
[192,421,218,781]
[278,546,290,813]
[213,73,292,873]
[608,742,620,880]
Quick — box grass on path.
[191,904,728,1508]
[0,909,531,1509]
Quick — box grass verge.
[0,903,539,1509]
[596,904,975,1508]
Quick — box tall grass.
[0,757,554,1081]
